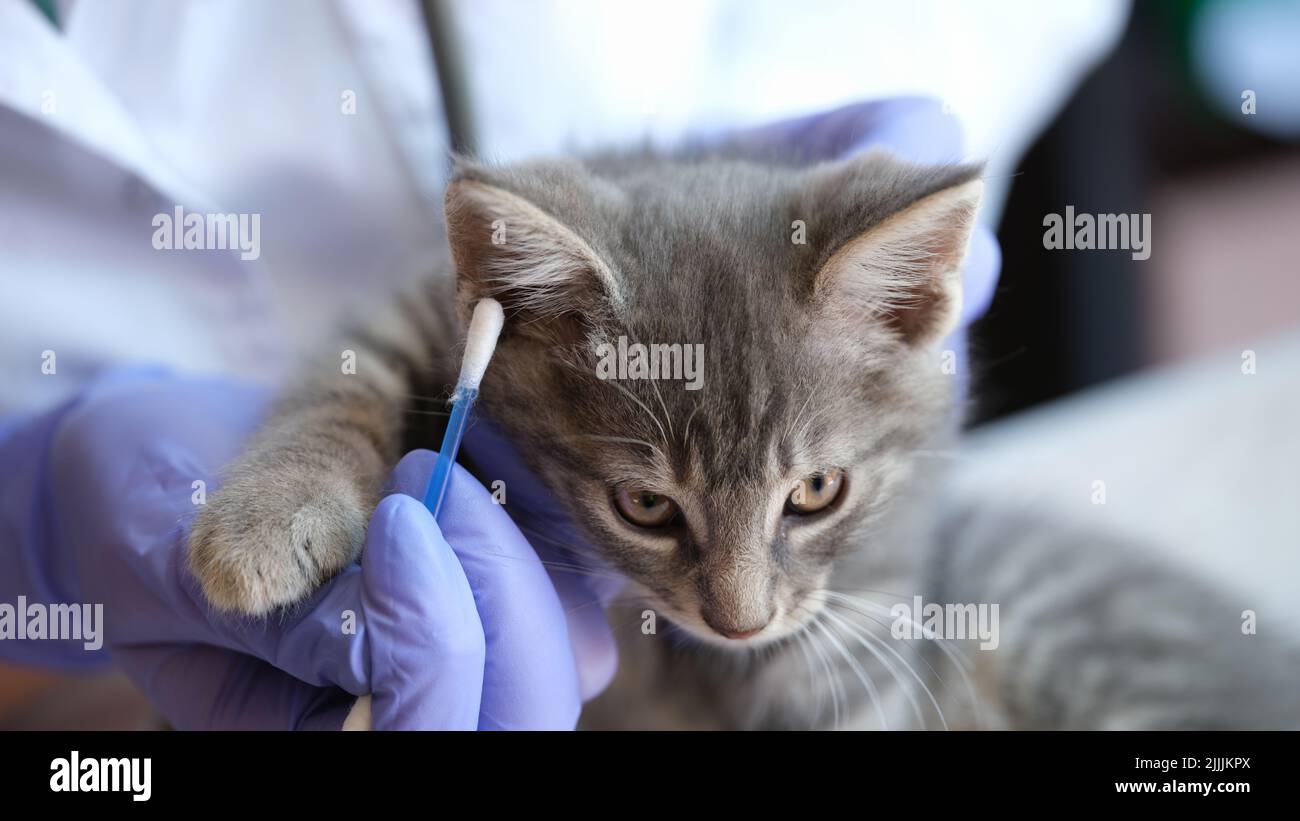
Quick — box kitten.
[187,148,1298,730]
[190,146,978,605]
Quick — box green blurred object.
[1154,0,1212,109]
[30,0,59,30]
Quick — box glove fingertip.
[385,449,439,499]
[363,492,440,557]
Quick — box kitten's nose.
[703,611,771,640]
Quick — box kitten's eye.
[787,470,845,514]
[614,488,679,528]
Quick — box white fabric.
[0,0,1127,413]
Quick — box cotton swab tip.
[456,298,504,396]
[425,298,505,518]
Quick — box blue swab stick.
[422,298,505,520]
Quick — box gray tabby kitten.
[188,149,1298,730]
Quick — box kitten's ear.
[443,164,620,337]
[807,168,983,348]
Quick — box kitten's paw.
[187,471,369,616]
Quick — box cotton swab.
[422,298,505,520]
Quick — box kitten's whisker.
[794,404,833,446]
[824,591,986,728]
[616,329,675,442]
[565,592,655,617]
[681,402,701,450]
[517,535,613,574]
[821,598,949,688]
[816,615,887,730]
[825,591,974,672]
[647,376,674,440]
[515,524,614,565]
[789,617,824,724]
[781,391,816,451]
[535,562,628,582]
[444,519,614,574]
[821,603,942,730]
[823,585,916,603]
[560,435,667,464]
[600,378,669,449]
[804,614,843,730]
[399,392,453,404]
[462,548,625,582]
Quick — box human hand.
[1,368,609,728]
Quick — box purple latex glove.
[457,416,624,701]
[0,367,597,729]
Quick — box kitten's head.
[445,151,982,647]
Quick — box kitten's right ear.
[443,166,621,337]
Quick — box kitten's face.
[448,153,981,647]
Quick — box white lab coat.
[0,0,1127,413]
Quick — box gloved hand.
[460,415,627,626]
[0,367,613,729]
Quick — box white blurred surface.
[952,329,1300,620]
[456,0,1129,204]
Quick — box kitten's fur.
[188,149,1299,730]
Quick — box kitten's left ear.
[807,169,983,348]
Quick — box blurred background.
[1,0,1297,729]
[973,0,1300,422]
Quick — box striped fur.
[186,149,1298,730]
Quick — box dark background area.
[970,0,1299,426]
